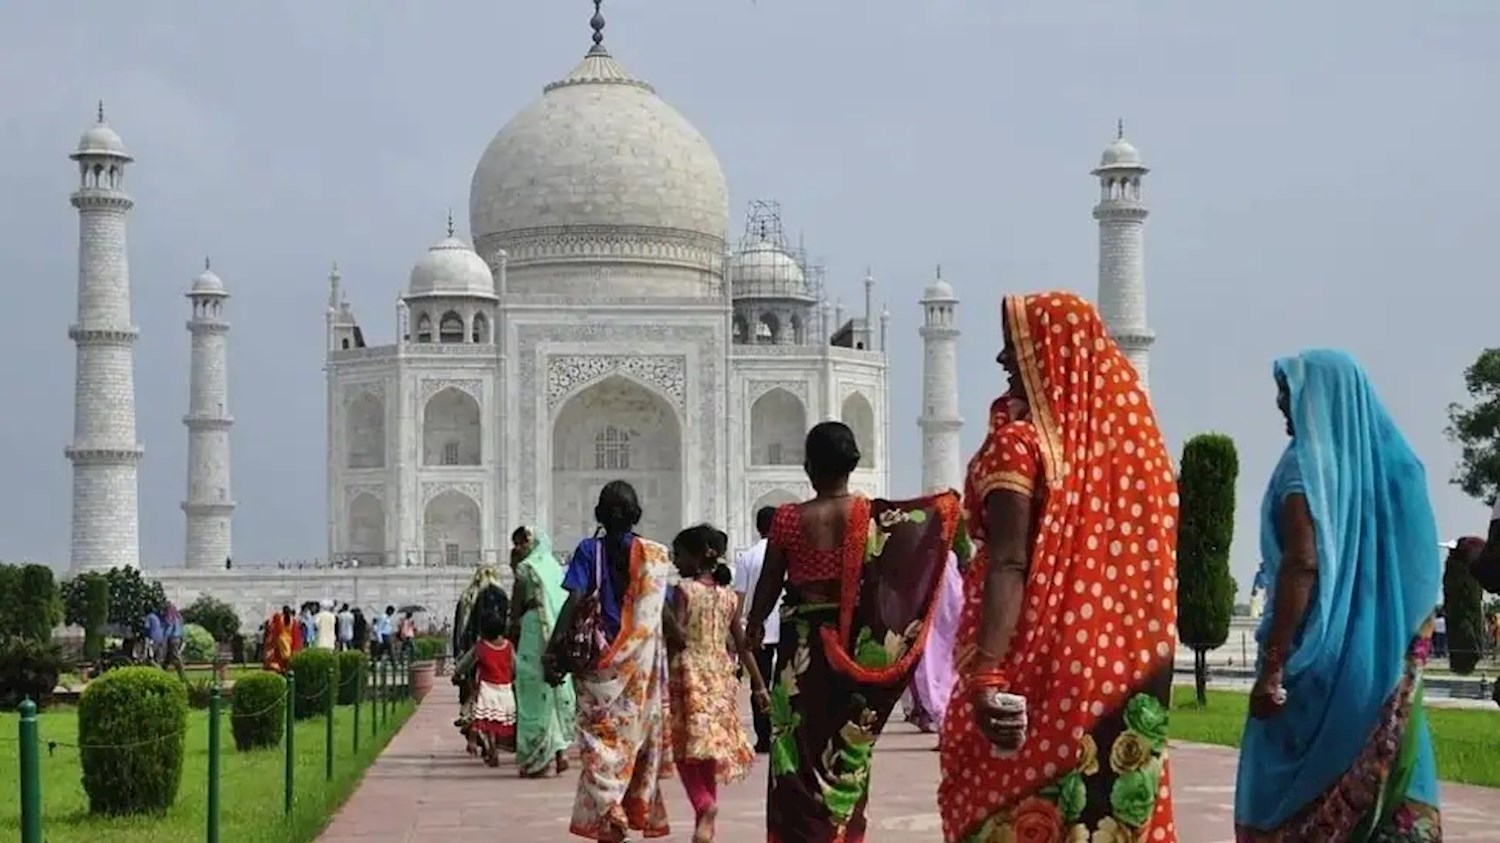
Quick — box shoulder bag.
[563,538,609,673]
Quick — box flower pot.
[410,660,436,701]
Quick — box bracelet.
[970,669,1009,691]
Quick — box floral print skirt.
[958,664,1177,843]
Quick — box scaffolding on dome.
[735,199,826,340]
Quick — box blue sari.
[1235,349,1441,841]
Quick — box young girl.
[461,605,518,767]
[665,524,770,843]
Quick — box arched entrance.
[551,376,682,544]
[423,490,481,567]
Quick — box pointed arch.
[841,391,877,468]
[347,492,386,567]
[750,388,807,466]
[438,310,465,344]
[423,490,481,567]
[422,387,482,466]
[345,390,386,469]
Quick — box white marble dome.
[1100,136,1142,168]
[729,239,807,297]
[468,46,729,278]
[407,234,496,298]
[923,277,955,300]
[74,121,130,160]
[191,267,226,294]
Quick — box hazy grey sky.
[0,1,1494,589]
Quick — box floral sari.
[566,536,674,840]
[939,292,1180,843]
[767,491,961,843]
[262,613,300,674]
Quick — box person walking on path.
[454,601,518,767]
[337,603,355,651]
[375,606,395,662]
[315,600,338,650]
[665,524,766,842]
[162,602,187,681]
[732,506,780,753]
[746,422,960,843]
[544,480,674,842]
[1235,349,1442,840]
[510,525,575,778]
[938,292,1180,843]
[144,609,165,666]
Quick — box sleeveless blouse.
[769,503,844,585]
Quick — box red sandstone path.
[319,683,1499,842]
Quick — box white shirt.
[314,611,337,649]
[733,539,782,646]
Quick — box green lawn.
[1171,687,1500,788]
[55,665,266,691]
[0,697,416,843]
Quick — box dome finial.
[589,0,607,54]
[446,208,455,238]
[936,263,943,280]
[1116,118,1125,140]
[204,256,211,271]
[97,100,105,123]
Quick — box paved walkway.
[320,684,1499,842]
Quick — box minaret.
[1092,120,1155,389]
[66,104,144,572]
[919,268,963,493]
[182,259,234,569]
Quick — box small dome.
[408,235,496,298]
[923,277,955,300]
[729,240,807,297]
[74,122,130,160]
[191,268,225,294]
[1100,136,1142,168]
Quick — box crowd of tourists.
[260,599,421,672]
[442,291,1455,842]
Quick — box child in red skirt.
[461,607,517,766]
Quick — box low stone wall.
[154,567,512,631]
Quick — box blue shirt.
[375,615,393,640]
[145,613,164,644]
[165,616,183,640]
[563,535,632,642]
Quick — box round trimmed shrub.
[0,638,65,711]
[181,623,216,663]
[231,671,286,751]
[287,649,340,719]
[336,650,369,705]
[413,634,445,661]
[78,667,188,815]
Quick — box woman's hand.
[971,686,1027,754]
[752,686,772,714]
[1249,666,1288,719]
[745,621,764,652]
[542,648,566,687]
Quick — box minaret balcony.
[69,325,139,345]
[64,445,144,465]
[182,501,236,516]
[1092,204,1149,221]
[185,319,231,334]
[69,192,133,211]
[1111,328,1157,347]
[183,413,234,429]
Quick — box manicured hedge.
[231,671,287,751]
[288,649,340,719]
[336,650,369,705]
[78,667,188,815]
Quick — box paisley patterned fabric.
[567,538,674,841]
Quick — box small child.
[665,524,770,843]
[456,606,517,767]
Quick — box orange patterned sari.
[938,292,1181,843]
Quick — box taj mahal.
[58,4,1155,624]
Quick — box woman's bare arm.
[748,542,788,635]
[663,590,688,654]
[1264,493,1319,658]
[728,617,767,693]
[973,490,1033,672]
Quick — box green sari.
[513,529,576,775]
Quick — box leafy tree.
[181,594,241,643]
[63,568,166,635]
[1445,348,1500,504]
[1175,433,1239,707]
[0,564,63,642]
[1444,538,1487,675]
[80,574,110,661]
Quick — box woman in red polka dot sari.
[938,292,1180,843]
